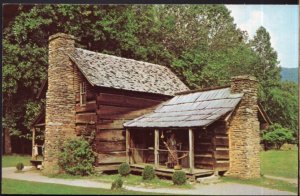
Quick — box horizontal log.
[198,137,213,143]
[194,153,213,158]
[195,143,213,152]
[214,129,228,135]
[75,125,96,135]
[97,119,129,130]
[195,157,214,165]
[75,91,96,102]
[96,129,125,141]
[97,93,162,108]
[75,113,97,124]
[214,150,229,160]
[95,141,126,153]
[95,87,171,101]
[214,137,229,147]
[97,105,138,118]
[215,161,229,171]
[195,164,213,170]
[97,151,126,164]
[95,164,119,172]
[98,106,157,120]
[76,101,97,113]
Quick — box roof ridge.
[175,85,231,95]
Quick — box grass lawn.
[2,178,160,195]
[261,149,298,178]
[221,176,298,193]
[2,154,31,167]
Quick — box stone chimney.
[227,75,260,178]
[43,33,77,174]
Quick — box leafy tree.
[262,123,295,150]
[264,82,298,137]
[3,5,298,154]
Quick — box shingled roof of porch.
[123,87,244,128]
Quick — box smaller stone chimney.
[43,33,77,174]
[227,75,260,178]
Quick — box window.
[80,82,87,105]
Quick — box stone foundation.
[227,75,261,178]
[43,33,77,174]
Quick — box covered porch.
[125,127,216,180]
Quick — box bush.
[262,123,294,150]
[172,171,186,185]
[111,178,123,190]
[118,163,130,176]
[142,165,155,180]
[58,137,95,176]
[16,162,24,171]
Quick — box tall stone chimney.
[227,75,260,178]
[43,33,77,174]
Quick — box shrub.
[58,137,95,176]
[262,123,294,150]
[16,162,24,171]
[142,165,155,180]
[118,163,130,176]
[172,171,186,185]
[111,178,123,190]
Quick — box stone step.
[196,174,220,184]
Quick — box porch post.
[126,129,130,164]
[189,128,194,173]
[31,128,36,160]
[154,129,159,168]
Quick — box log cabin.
[30,33,189,173]
[30,33,271,179]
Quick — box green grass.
[2,154,31,167]
[221,176,298,193]
[261,149,298,178]
[2,178,160,195]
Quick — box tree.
[264,82,298,137]
[3,5,298,153]
[262,123,295,150]
[249,26,298,140]
[250,26,281,109]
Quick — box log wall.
[95,87,169,165]
[73,68,170,167]
[194,121,229,171]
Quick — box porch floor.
[130,163,214,179]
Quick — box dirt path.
[2,167,296,195]
[264,175,298,185]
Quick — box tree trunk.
[4,127,12,154]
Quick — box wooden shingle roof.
[123,87,243,128]
[68,48,189,96]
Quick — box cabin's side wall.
[212,122,229,171]
[194,128,214,170]
[194,121,229,171]
[95,88,170,168]
[74,66,97,136]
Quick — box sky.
[226,5,298,68]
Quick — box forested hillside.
[281,67,298,83]
[3,5,298,154]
